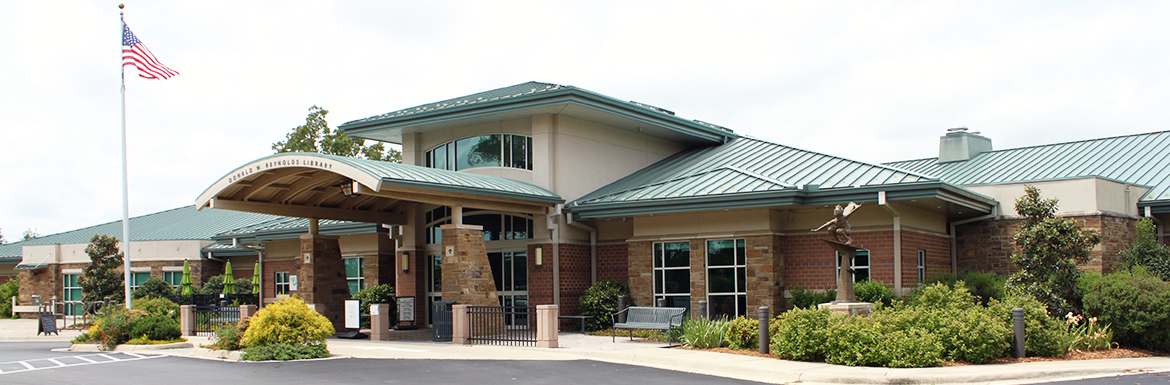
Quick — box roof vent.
[938,127,992,164]
[628,101,675,116]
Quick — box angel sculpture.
[812,202,862,245]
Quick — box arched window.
[424,207,534,244]
[425,134,533,171]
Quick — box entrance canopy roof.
[196,153,563,223]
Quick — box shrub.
[1005,186,1100,317]
[131,277,176,299]
[958,271,1006,306]
[1063,312,1114,352]
[0,277,17,318]
[91,308,148,350]
[241,297,334,347]
[680,317,729,349]
[788,285,835,309]
[770,307,835,361]
[128,313,181,342]
[884,284,1011,363]
[725,316,759,350]
[855,280,894,306]
[988,294,1069,357]
[1080,267,1170,351]
[211,320,246,350]
[352,284,395,327]
[200,275,228,295]
[132,297,180,322]
[578,279,633,330]
[823,316,944,368]
[1119,218,1170,281]
[242,343,330,361]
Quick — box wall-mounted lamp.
[339,180,358,198]
[535,247,543,266]
[401,253,409,272]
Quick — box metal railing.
[467,305,536,347]
[194,304,241,336]
[165,294,258,307]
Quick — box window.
[917,250,926,284]
[426,207,533,244]
[425,206,451,245]
[707,239,746,319]
[490,251,529,326]
[425,134,532,171]
[163,271,182,287]
[130,272,151,289]
[63,274,83,316]
[345,257,365,295]
[836,250,871,283]
[653,242,691,312]
[426,254,442,326]
[275,272,290,296]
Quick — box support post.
[1013,308,1026,358]
[537,305,559,348]
[697,300,708,319]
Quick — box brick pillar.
[180,305,195,336]
[452,304,469,345]
[395,247,427,327]
[239,305,257,319]
[439,224,500,307]
[537,305,559,348]
[299,234,347,331]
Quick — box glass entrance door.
[489,251,528,327]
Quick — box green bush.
[211,317,249,351]
[680,317,729,349]
[788,284,835,309]
[770,307,835,361]
[131,277,175,299]
[823,316,944,367]
[578,279,634,330]
[855,280,894,306]
[884,284,1011,363]
[988,294,1069,357]
[352,284,395,327]
[241,297,334,347]
[0,277,18,319]
[725,316,759,350]
[90,308,148,350]
[132,297,180,322]
[128,313,181,342]
[200,275,228,295]
[1081,267,1170,351]
[242,343,330,361]
[1119,218,1170,281]
[958,271,1007,306]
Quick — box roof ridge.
[736,135,939,181]
[343,81,565,125]
[888,130,1170,164]
[18,205,195,243]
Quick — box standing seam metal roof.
[885,131,1170,202]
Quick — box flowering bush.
[1063,312,1114,352]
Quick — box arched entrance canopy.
[195,153,563,224]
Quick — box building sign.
[344,300,360,329]
[289,275,298,291]
[398,297,415,322]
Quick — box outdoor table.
[557,315,593,334]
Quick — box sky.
[2,1,1169,239]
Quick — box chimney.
[938,126,992,163]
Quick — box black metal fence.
[165,294,258,307]
[194,305,241,336]
[467,305,536,347]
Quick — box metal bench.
[610,306,687,345]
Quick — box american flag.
[122,22,178,80]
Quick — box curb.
[67,341,194,352]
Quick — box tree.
[0,228,6,244]
[22,228,40,240]
[131,277,176,299]
[1120,217,1170,281]
[272,105,401,163]
[1005,186,1101,317]
[78,234,125,306]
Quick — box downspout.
[547,204,563,305]
[878,192,903,295]
[566,214,598,284]
[949,213,996,275]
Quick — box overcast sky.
[2,1,1168,239]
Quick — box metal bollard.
[657,298,666,308]
[697,300,708,319]
[617,296,627,324]
[758,306,770,354]
[1012,308,1026,358]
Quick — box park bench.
[610,306,687,345]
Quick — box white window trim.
[835,249,872,283]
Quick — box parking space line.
[17,361,34,370]
[0,354,164,376]
[122,353,146,358]
[47,359,66,367]
[74,356,97,363]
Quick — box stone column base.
[818,301,874,316]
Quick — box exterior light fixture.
[339,180,358,197]
[401,253,409,272]
[535,247,543,266]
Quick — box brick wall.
[298,235,349,330]
[597,243,628,282]
[957,214,1137,275]
[262,259,297,300]
[901,231,952,288]
[626,236,784,315]
[782,231,896,291]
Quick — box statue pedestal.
[821,238,865,303]
[817,301,875,316]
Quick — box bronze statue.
[812,202,862,245]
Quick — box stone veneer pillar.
[439,224,500,307]
[299,234,348,331]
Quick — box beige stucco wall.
[21,240,211,267]
[630,209,773,240]
[965,177,1148,217]
[547,115,687,203]
[0,263,16,280]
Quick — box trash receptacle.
[432,301,455,341]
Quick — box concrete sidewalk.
[3,319,1168,384]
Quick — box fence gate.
[194,305,240,336]
[467,306,536,347]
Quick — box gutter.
[949,213,997,275]
[566,215,598,284]
[878,192,903,295]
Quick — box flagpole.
[120,4,133,310]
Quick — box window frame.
[344,257,365,295]
[63,273,83,316]
[163,271,182,287]
[917,250,926,284]
[274,271,290,296]
[835,249,871,283]
[652,241,691,311]
[424,134,533,172]
[130,272,152,290]
[706,238,747,319]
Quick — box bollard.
[697,300,708,319]
[617,296,628,324]
[1012,308,1026,358]
[758,306,769,354]
[657,298,666,308]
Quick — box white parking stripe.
[122,352,146,358]
[97,354,119,361]
[17,362,34,370]
[47,359,66,367]
[74,356,97,363]
[0,354,164,376]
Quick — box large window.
[490,251,529,326]
[653,242,691,312]
[425,134,532,171]
[163,271,182,287]
[63,274,83,316]
[130,272,151,290]
[836,250,871,283]
[275,272,290,296]
[707,239,746,319]
[345,257,365,295]
[425,207,533,244]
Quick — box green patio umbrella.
[222,261,236,295]
[251,263,261,295]
[180,260,194,295]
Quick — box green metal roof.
[0,206,279,259]
[568,137,993,218]
[338,81,737,144]
[886,131,1170,203]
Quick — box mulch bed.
[674,345,1164,366]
